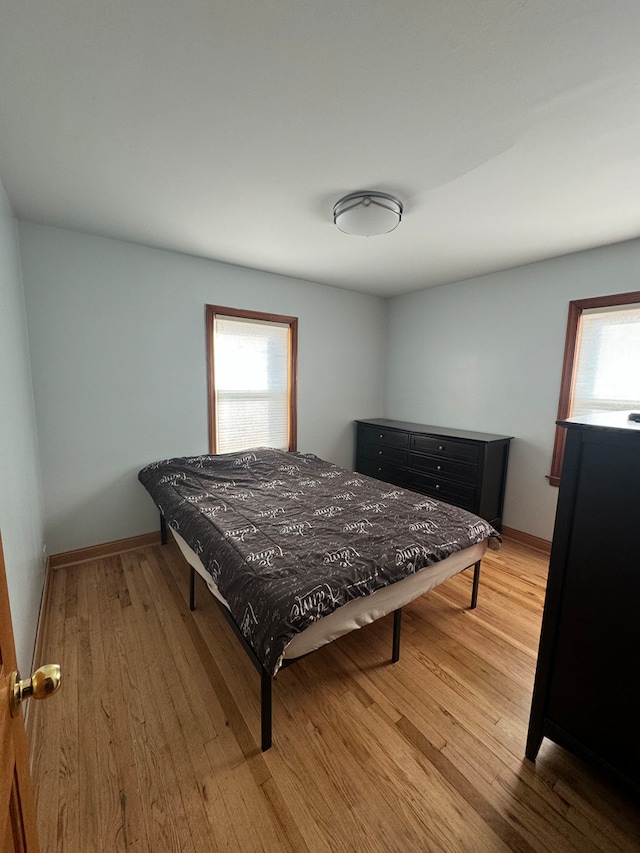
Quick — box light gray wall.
[0,181,45,673]
[385,237,640,540]
[19,223,386,555]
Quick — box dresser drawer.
[361,444,407,466]
[360,424,409,450]
[408,452,476,484]
[410,434,479,464]
[408,471,476,510]
[357,457,408,487]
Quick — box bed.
[138,447,500,749]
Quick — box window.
[550,290,640,485]
[206,305,298,454]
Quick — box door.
[0,530,40,852]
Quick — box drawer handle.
[378,450,383,455]
[436,465,442,471]
[377,467,382,472]
[379,434,384,439]
[438,445,445,451]
[435,484,440,490]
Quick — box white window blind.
[214,315,290,453]
[572,303,640,416]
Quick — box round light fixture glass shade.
[333,191,403,236]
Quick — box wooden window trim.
[549,289,640,486]
[206,304,298,454]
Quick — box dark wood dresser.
[526,411,640,792]
[355,418,511,530]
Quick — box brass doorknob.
[9,664,61,718]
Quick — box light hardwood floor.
[29,539,640,852]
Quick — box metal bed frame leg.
[189,566,196,612]
[392,608,402,663]
[471,560,481,609]
[261,670,273,751]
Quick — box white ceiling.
[1,1,640,297]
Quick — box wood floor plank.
[78,563,128,851]
[29,538,640,852]
[117,553,196,852]
[95,558,151,851]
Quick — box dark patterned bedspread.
[138,448,500,675]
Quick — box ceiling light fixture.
[333,191,403,236]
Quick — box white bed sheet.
[170,527,487,672]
